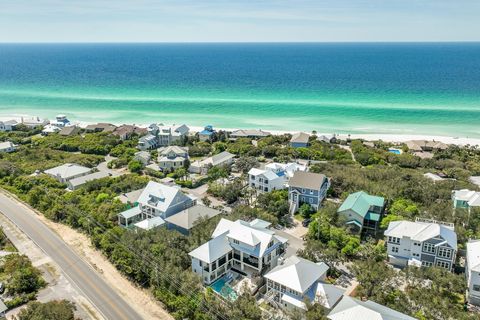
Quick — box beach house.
[59,126,81,136]
[0,120,18,132]
[327,296,416,320]
[117,181,196,230]
[21,116,49,128]
[113,125,147,140]
[165,204,221,235]
[229,129,271,140]
[265,256,344,311]
[189,218,288,285]
[50,114,71,128]
[337,191,385,233]
[157,146,189,171]
[288,171,330,214]
[189,151,235,175]
[452,189,480,212]
[133,151,151,166]
[405,140,448,152]
[157,124,189,146]
[44,163,92,184]
[138,134,159,151]
[384,218,457,271]
[248,162,306,193]
[84,123,117,133]
[199,125,215,142]
[67,171,110,191]
[290,132,311,148]
[466,240,480,306]
[0,141,17,153]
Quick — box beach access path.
[0,190,173,320]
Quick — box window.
[422,243,435,254]
[414,242,421,246]
[473,285,480,292]
[391,246,399,253]
[267,240,274,248]
[437,247,452,259]
[309,198,313,204]
[436,260,450,269]
[388,236,400,244]
[302,189,306,193]
[233,239,240,245]
[422,261,433,267]
[413,253,419,257]
[309,189,314,195]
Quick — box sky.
[0,0,479,42]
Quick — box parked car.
[302,218,312,227]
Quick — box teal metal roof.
[338,191,384,220]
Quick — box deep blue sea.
[0,43,479,137]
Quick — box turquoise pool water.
[210,275,238,301]
[388,149,402,154]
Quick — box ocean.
[0,43,479,137]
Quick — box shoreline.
[3,115,480,147]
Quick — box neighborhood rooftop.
[44,163,91,179]
[164,204,220,230]
[288,171,327,190]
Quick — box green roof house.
[337,191,385,233]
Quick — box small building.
[290,132,310,148]
[0,119,18,132]
[44,163,92,183]
[138,134,159,151]
[405,140,448,152]
[189,218,288,285]
[67,171,110,190]
[50,114,71,128]
[248,162,306,193]
[134,151,151,166]
[113,125,147,140]
[199,125,215,142]
[229,129,271,140]
[21,116,49,128]
[117,181,196,229]
[452,189,480,211]
[466,239,480,306]
[189,151,235,175]
[337,191,385,233]
[317,134,337,144]
[41,124,61,135]
[59,125,81,136]
[288,171,330,214]
[157,146,189,171]
[85,123,117,133]
[157,124,190,146]
[165,204,221,235]
[327,295,416,320]
[0,298,7,317]
[0,141,17,153]
[264,256,340,311]
[384,218,457,271]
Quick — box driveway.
[274,228,305,258]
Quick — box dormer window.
[233,239,240,245]
[267,240,274,248]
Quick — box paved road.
[0,192,143,320]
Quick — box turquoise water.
[0,43,479,137]
[209,275,238,301]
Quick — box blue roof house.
[199,125,215,142]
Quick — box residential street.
[0,191,143,320]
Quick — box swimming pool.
[210,275,238,301]
[388,148,402,155]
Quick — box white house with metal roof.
[0,141,17,153]
[44,163,92,183]
[0,120,18,132]
[264,256,343,311]
[248,162,306,193]
[385,218,457,271]
[466,239,480,306]
[189,218,288,285]
[452,189,480,212]
[67,171,110,190]
[189,151,235,175]
[327,295,416,320]
[117,181,196,230]
[157,146,189,171]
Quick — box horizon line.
[0,40,480,45]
